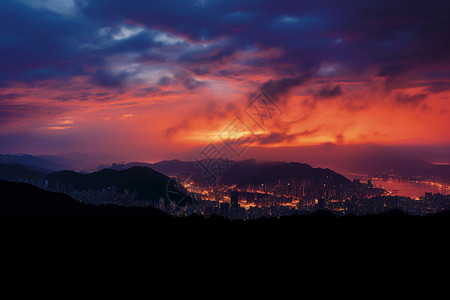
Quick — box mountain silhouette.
[0,163,46,181]
[38,152,117,171]
[0,180,171,218]
[107,158,450,184]
[241,162,352,186]
[0,154,64,171]
[47,166,193,205]
[125,159,352,186]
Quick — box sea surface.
[342,172,449,199]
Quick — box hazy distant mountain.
[0,154,63,172]
[145,157,450,184]
[0,153,118,172]
[100,160,198,175]
[39,152,117,171]
[242,143,450,173]
[47,166,193,205]
[0,180,170,218]
[241,162,352,186]
[151,159,198,175]
[97,161,154,171]
[129,159,352,186]
[108,159,283,183]
[220,160,279,185]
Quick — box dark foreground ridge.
[0,179,170,218]
[2,180,450,253]
[1,179,449,226]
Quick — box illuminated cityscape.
[172,176,449,218]
[15,174,449,219]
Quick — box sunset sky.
[1,0,449,162]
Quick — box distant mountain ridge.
[105,159,352,186]
[100,159,197,175]
[103,157,450,183]
[39,152,117,171]
[241,162,352,186]
[4,146,450,181]
[0,153,117,172]
[0,154,62,172]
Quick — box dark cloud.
[257,132,296,145]
[168,70,207,90]
[158,76,173,86]
[298,128,321,136]
[135,86,161,97]
[260,74,311,101]
[394,92,427,107]
[90,70,128,88]
[0,1,95,85]
[256,127,320,145]
[0,103,67,124]
[1,0,449,101]
[79,0,450,90]
[52,91,116,102]
[178,41,237,66]
[340,99,370,112]
[425,81,450,94]
[316,85,343,99]
[165,119,191,139]
[0,93,23,101]
[183,78,206,90]
[192,66,210,75]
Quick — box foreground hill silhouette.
[0,180,171,218]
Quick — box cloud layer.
[0,0,449,159]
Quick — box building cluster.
[345,193,449,216]
[151,194,299,219]
[169,191,449,219]
[168,177,449,218]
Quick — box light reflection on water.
[371,179,448,199]
[341,172,449,199]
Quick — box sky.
[0,0,449,162]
